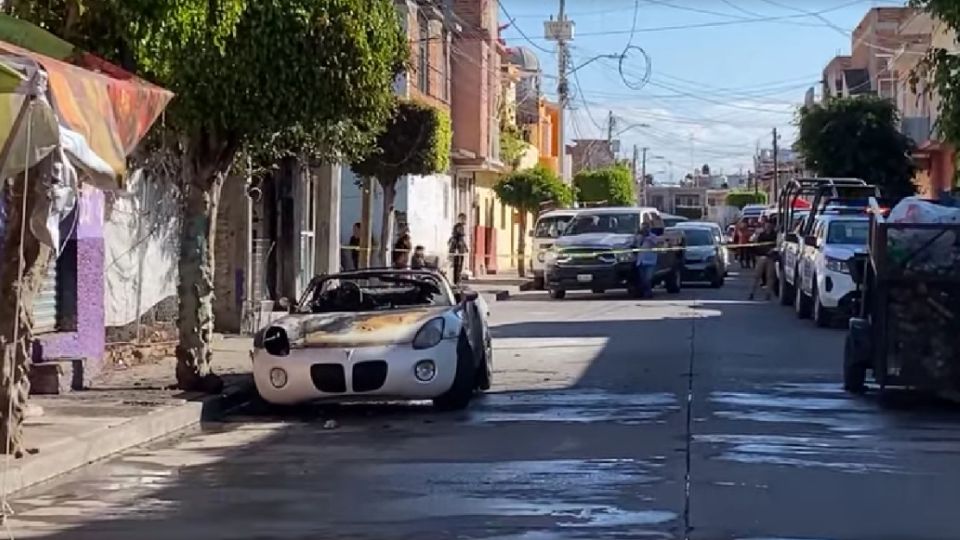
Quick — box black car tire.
[665,270,681,294]
[549,288,566,300]
[778,263,794,306]
[710,270,724,288]
[795,283,811,319]
[812,281,832,328]
[843,331,867,394]
[533,276,545,290]
[434,334,476,411]
[476,334,492,392]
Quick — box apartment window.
[417,10,429,93]
[675,194,701,207]
[441,29,449,101]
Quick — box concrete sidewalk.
[8,335,255,494]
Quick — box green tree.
[9,1,408,393]
[911,0,960,189]
[725,191,767,209]
[795,96,916,198]
[493,165,572,277]
[573,164,635,206]
[353,100,451,267]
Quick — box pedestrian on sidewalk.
[749,219,778,300]
[411,245,427,269]
[634,220,660,299]
[393,224,412,268]
[448,213,469,285]
[348,222,361,270]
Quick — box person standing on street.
[448,213,469,285]
[634,221,660,299]
[348,222,361,270]
[749,219,778,300]
[393,224,412,268]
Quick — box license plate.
[577,274,593,283]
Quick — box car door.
[800,221,823,295]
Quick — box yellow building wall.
[476,171,535,274]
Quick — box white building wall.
[340,168,453,267]
[103,171,179,328]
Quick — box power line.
[497,0,554,54]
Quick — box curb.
[480,290,511,302]
[7,375,256,495]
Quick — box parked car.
[529,208,580,290]
[673,225,725,287]
[795,214,869,327]
[676,221,729,275]
[544,207,683,299]
[662,213,689,228]
[252,268,492,410]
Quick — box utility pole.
[631,144,639,203]
[772,127,779,203]
[545,0,573,182]
[607,110,615,145]
[641,146,648,207]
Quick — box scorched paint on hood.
[268,307,450,348]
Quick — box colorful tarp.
[0,16,173,187]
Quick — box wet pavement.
[8,274,960,540]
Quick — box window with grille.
[418,10,429,94]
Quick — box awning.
[0,19,173,188]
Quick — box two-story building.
[892,11,957,196]
[339,0,458,270]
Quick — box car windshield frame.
[562,212,640,236]
[298,270,454,313]
[681,228,716,246]
[826,220,869,245]
[534,215,575,238]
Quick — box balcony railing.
[901,116,933,145]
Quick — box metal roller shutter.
[33,260,58,334]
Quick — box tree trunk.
[175,132,239,393]
[517,210,527,278]
[359,178,373,268]
[378,178,397,268]
[0,172,52,457]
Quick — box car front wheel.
[434,334,477,411]
[795,281,811,318]
[549,288,566,300]
[812,281,832,328]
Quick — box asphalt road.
[9,273,960,540]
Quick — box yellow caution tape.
[338,241,778,260]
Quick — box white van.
[529,208,580,289]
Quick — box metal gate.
[33,259,58,334]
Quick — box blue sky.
[499,0,905,181]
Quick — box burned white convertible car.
[253,269,492,410]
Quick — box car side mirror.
[804,235,818,247]
[455,289,479,303]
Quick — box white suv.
[795,214,869,327]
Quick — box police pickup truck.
[544,207,683,299]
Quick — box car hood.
[684,245,716,257]
[823,244,867,260]
[554,233,633,249]
[256,306,450,348]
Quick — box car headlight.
[413,317,445,349]
[269,367,288,388]
[616,250,636,263]
[414,360,437,382]
[825,256,849,274]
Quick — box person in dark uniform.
[393,224,412,268]
[448,213,469,284]
[348,222,361,270]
